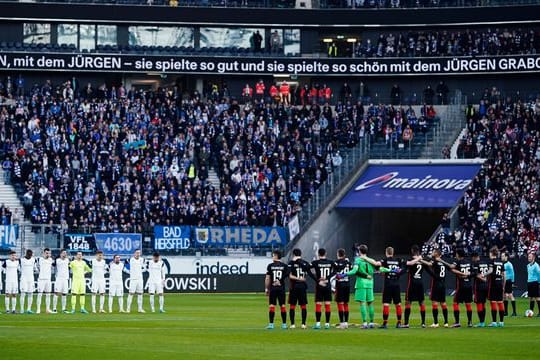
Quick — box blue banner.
[337,164,482,208]
[153,226,191,250]
[94,233,142,256]
[193,226,287,246]
[0,225,18,249]
[63,233,97,253]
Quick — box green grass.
[0,294,537,359]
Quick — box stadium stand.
[423,89,540,258]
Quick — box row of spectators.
[423,88,540,258]
[0,77,441,232]
[354,28,539,58]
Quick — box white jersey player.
[147,252,166,313]
[108,255,125,313]
[19,249,36,314]
[36,248,54,314]
[3,251,19,313]
[91,251,108,313]
[53,249,70,313]
[126,249,145,313]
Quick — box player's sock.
[511,300,516,314]
[466,303,473,323]
[61,295,67,311]
[150,294,155,311]
[360,303,367,323]
[11,297,17,312]
[315,303,322,322]
[109,296,114,312]
[280,305,287,324]
[382,304,389,325]
[71,295,77,310]
[289,305,296,325]
[20,293,25,313]
[325,303,331,323]
[476,303,483,322]
[344,303,349,323]
[490,302,497,322]
[100,295,105,311]
[159,295,164,311]
[79,295,86,309]
[91,294,97,312]
[503,300,508,316]
[530,300,535,311]
[137,294,143,311]
[337,303,344,323]
[269,305,276,324]
[420,304,426,325]
[127,295,133,311]
[119,297,124,312]
[396,304,402,322]
[37,293,42,312]
[498,302,505,322]
[432,304,439,324]
[453,303,460,324]
[5,296,9,312]
[26,293,33,311]
[368,303,375,322]
[300,305,307,325]
[536,300,540,313]
[53,294,58,311]
[441,304,448,324]
[404,304,411,325]
[45,294,51,312]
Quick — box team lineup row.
[264,245,540,330]
[1,249,167,314]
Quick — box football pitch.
[0,294,537,359]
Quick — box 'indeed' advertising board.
[337,164,482,208]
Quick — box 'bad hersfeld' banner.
[1,52,540,76]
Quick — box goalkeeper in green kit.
[337,244,392,328]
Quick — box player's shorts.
[405,282,425,303]
[129,278,144,293]
[91,279,106,294]
[454,286,473,303]
[109,283,124,297]
[269,288,286,306]
[71,280,86,295]
[527,282,539,298]
[430,282,446,303]
[504,280,514,294]
[315,286,332,302]
[54,278,69,294]
[382,284,401,304]
[148,281,164,294]
[5,281,18,294]
[474,287,488,303]
[335,284,350,303]
[488,283,503,302]
[354,287,374,303]
[288,288,308,306]
[37,279,52,293]
[20,279,35,293]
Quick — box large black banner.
[1,52,540,76]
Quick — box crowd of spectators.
[0,76,404,232]
[355,28,539,58]
[423,87,540,258]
